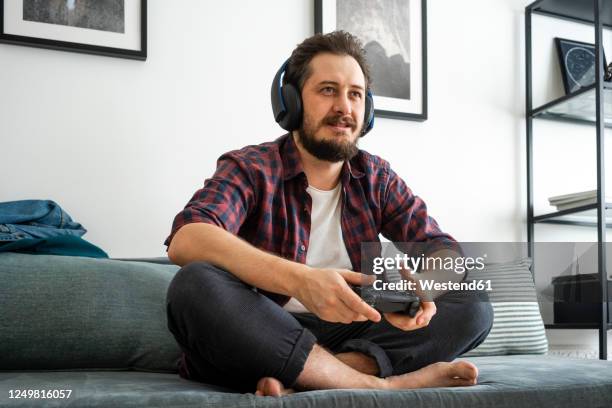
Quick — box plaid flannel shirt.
[165,133,457,304]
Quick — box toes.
[450,361,479,381]
[255,377,268,396]
[255,377,286,397]
[265,379,283,397]
[450,377,477,387]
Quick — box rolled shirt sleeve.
[380,167,461,254]
[164,154,255,248]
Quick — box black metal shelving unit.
[526,0,610,360]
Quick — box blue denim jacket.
[0,200,86,242]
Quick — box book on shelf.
[549,190,596,205]
[549,190,612,211]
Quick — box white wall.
[0,0,312,257]
[366,0,528,244]
[0,0,524,257]
[0,0,529,257]
[1,1,610,350]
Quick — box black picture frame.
[555,37,605,95]
[0,0,147,61]
[315,0,428,121]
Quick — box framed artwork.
[0,0,147,60]
[315,0,427,121]
[555,38,606,95]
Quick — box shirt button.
[300,244,306,251]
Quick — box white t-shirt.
[283,183,353,313]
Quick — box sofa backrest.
[0,253,182,372]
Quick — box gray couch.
[1,253,612,408]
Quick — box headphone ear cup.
[279,83,302,131]
[271,59,303,132]
[361,91,375,136]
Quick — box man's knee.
[423,293,493,360]
[466,301,493,337]
[167,261,237,312]
[453,299,493,352]
[166,261,253,346]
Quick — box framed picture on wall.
[315,0,427,121]
[0,0,147,60]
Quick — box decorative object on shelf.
[552,273,612,325]
[0,0,147,60]
[315,0,427,121]
[555,37,606,94]
[605,62,612,82]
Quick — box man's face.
[297,53,367,162]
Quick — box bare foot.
[254,377,295,396]
[385,360,479,389]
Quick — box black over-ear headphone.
[271,59,375,136]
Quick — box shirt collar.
[279,133,365,182]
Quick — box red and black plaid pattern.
[165,134,457,301]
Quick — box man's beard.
[297,114,360,162]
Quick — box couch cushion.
[463,258,548,356]
[0,356,611,407]
[0,253,181,372]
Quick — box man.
[165,31,493,396]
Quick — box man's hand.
[383,264,437,330]
[293,267,382,324]
[383,301,437,331]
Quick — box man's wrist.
[269,255,311,297]
[286,262,311,298]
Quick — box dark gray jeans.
[166,262,493,392]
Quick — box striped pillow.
[462,258,548,356]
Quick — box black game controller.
[351,285,421,317]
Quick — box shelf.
[530,83,612,127]
[545,322,612,330]
[534,203,612,227]
[527,0,611,359]
[528,0,612,28]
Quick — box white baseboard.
[547,346,609,359]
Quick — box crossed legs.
[166,262,493,394]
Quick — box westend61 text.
[373,279,493,292]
